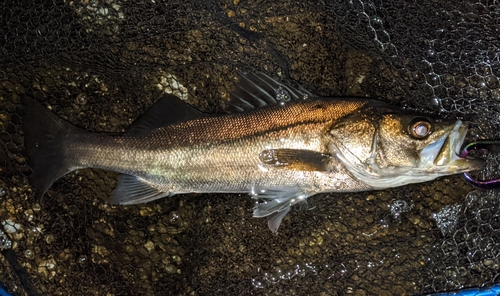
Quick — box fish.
[22,71,483,232]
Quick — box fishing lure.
[460,140,500,189]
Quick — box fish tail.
[21,96,85,197]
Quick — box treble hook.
[459,140,500,189]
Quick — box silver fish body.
[70,98,370,193]
[22,72,483,231]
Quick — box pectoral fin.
[110,174,170,205]
[259,149,332,171]
[251,187,316,232]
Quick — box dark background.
[1,0,500,295]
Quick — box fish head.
[326,107,484,188]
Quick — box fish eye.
[408,118,432,139]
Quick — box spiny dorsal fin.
[127,94,203,135]
[259,149,332,171]
[225,71,316,113]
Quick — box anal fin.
[110,174,169,205]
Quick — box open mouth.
[330,119,484,190]
[433,120,467,166]
[420,120,483,172]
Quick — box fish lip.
[431,120,484,172]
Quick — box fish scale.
[69,101,366,192]
[21,72,483,232]
[63,98,364,186]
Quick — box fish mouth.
[329,119,484,190]
[419,120,484,173]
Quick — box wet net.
[1,0,500,295]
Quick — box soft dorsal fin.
[127,94,203,135]
[225,71,316,113]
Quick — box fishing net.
[1,0,500,294]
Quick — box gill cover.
[326,108,478,189]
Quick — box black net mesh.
[1,0,500,295]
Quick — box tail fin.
[21,96,84,197]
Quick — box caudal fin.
[21,96,84,196]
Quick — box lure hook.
[460,140,500,189]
